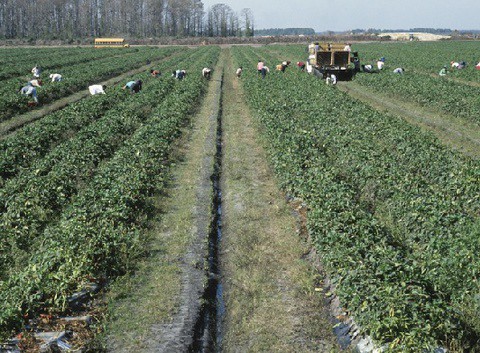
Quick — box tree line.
[0,0,254,39]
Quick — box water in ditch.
[188,85,225,353]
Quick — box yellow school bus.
[94,38,130,48]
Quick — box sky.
[200,0,480,32]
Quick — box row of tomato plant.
[0,47,182,121]
[264,42,480,126]
[0,46,199,185]
[0,46,213,280]
[0,45,220,338]
[0,46,148,81]
[354,41,480,83]
[232,46,480,352]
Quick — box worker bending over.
[261,66,269,79]
[202,67,212,79]
[31,66,41,78]
[439,66,448,76]
[393,67,405,74]
[297,61,306,71]
[123,80,142,93]
[172,70,186,80]
[28,79,42,87]
[89,84,106,95]
[19,84,38,104]
[50,73,62,82]
[150,69,161,77]
[325,73,337,85]
[236,67,243,78]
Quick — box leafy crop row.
[0,47,201,184]
[0,46,146,81]
[0,47,181,121]
[0,46,220,338]
[233,46,480,352]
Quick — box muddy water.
[189,75,225,353]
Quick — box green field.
[1,42,479,352]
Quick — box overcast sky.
[201,0,479,31]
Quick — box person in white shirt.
[236,67,243,77]
[376,60,385,70]
[89,84,106,95]
[326,73,337,85]
[202,67,212,79]
[28,79,42,87]
[343,43,351,51]
[49,73,62,82]
[451,61,460,69]
[19,85,38,103]
[393,67,405,74]
[31,66,41,78]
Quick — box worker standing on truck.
[19,84,38,104]
[343,43,351,51]
[202,67,212,79]
[49,73,62,82]
[89,84,106,95]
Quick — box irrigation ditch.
[189,73,225,352]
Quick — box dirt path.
[337,81,480,159]
[220,48,341,352]
[105,55,224,352]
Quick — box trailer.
[307,42,359,81]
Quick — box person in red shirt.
[296,61,306,71]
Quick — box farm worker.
[172,70,186,80]
[376,59,385,70]
[49,73,62,82]
[362,64,374,73]
[261,66,269,79]
[326,73,337,85]
[257,60,264,73]
[88,84,106,95]
[150,69,161,77]
[280,61,290,72]
[31,66,41,78]
[343,43,351,51]
[439,66,448,76]
[451,61,460,69]
[19,85,38,103]
[202,67,212,79]
[457,61,466,69]
[123,80,142,93]
[297,61,306,71]
[276,64,283,71]
[28,79,42,87]
[306,61,313,74]
[476,62,480,70]
[393,67,405,74]
[236,67,243,77]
